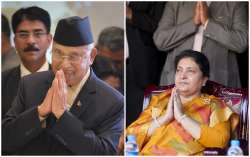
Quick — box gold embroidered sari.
[127,89,235,155]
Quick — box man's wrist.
[203,19,209,29]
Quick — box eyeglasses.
[52,50,85,63]
[16,31,47,39]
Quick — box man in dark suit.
[2,6,52,117]
[2,16,124,155]
[126,2,167,126]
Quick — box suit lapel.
[69,70,97,118]
[5,67,21,112]
[44,71,54,93]
[11,66,21,91]
[202,2,217,47]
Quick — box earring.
[202,83,206,86]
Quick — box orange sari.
[127,89,235,155]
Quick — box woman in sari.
[127,50,236,155]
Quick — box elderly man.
[2,6,52,116]
[96,26,124,71]
[2,16,123,155]
[96,26,124,93]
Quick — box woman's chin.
[176,85,188,91]
[177,88,189,95]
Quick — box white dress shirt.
[192,2,211,52]
[20,61,49,77]
[66,68,90,109]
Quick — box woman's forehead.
[178,57,198,67]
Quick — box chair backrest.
[143,80,248,142]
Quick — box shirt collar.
[207,1,211,7]
[66,68,90,108]
[20,61,49,77]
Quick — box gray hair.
[83,43,95,54]
[97,26,124,53]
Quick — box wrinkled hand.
[173,89,184,122]
[52,70,68,119]
[193,2,201,25]
[199,1,209,25]
[38,87,53,118]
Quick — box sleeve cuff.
[204,19,209,29]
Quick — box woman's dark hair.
[174,49,210,77]
[12,6,51,33]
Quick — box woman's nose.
[180,72,187,79]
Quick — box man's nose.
[26,34,36,44]
[60,57,71,68]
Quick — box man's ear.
[13,35,17,46]
[89,47,97,65]
[47,33,53,44]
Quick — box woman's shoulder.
[201,94,227,110]
[202,94,234,127]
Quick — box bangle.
[153,117,161,127]
[178,114,187,123]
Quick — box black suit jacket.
[2,70,124,155]
[126,2,167,126]
[2,65,52,117]
[127,2,166,87]
[2,66,20,117]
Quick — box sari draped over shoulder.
[127,88,235,155]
